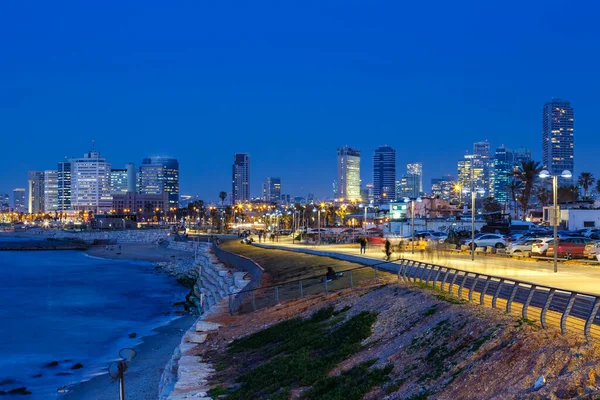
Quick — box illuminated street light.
[539,169,572,273]
[462,187,485,261]
[404,197,422,254]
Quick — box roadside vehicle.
[464,234,506,249]
[584,241,600,259]
[546,237,595,259]
[531,237,555,255]
[506,238,539,255]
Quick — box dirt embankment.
[199,280,600,399]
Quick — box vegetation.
[513,160,543,220]
[220,306,390,399]
[578,172,595,199]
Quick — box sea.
[0,237,188,398]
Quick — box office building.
[373,146,396,204]
[337,146,361,201]
[262,177,281,202]
[406,162,423,193]
[12,189,25,212]
[280,194,291,204]
[457,154,486,202]
[473,140,495,196]
[398,175,420,199]
[431,175,456,202]
[139,157,179,207]
[112,192,169,217]
[493,146,514,204]
[126,163,136,193]
[27,171,45,213]
[43,170,59,212]
[57,161,72,211]
[110,169,129,194]
[71,150,112,213]
[513,147,532,170]
[232,153,250,204]
[0,193,10,211]
[542,99,574,176]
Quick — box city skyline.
[2,2,600,200]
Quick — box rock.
[195,321,222,332]
[533,375,546,390]
[0,380,14,387]
[7,387,30,395]
[128,332,137,338]
[56,372,72,376]
[44,361,59,368]
[30,375,42,379]
[186,333,208,344]
[71,363,84,370]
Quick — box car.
[464,234,506,249]
[546,237,595,259]
[506,238,539,255]
[584,241,600,259]
[531,237,555,256]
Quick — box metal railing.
[225,261,394,315]
[397,258,600,342]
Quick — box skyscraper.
[473,140,495,196]
[431,175,456,202]
[513,147,532,169]
[337,146,361,201]
[542,99,574,176]
[12,188,25,212]
[139,157,180,207]
[71,150,112,213]
[457,154,486,202]
[110,169,129,194]
[373,146,396,204]
[27,171,45,213]
[43,170,59,212]
[406,162,423,194]
[57,161,72,211]
[493,146,514,204]
[126,163,137,193]
[232,153,250,204]
[398,175,420,199]
[262,177,281,202]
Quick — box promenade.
[252,238,600,296]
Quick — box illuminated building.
[110,169,129,194]
[139,157,179,207]
[337,146,361,201]
[43,170,59,212]
[57,161,72,211]
[493,146,513,204]
[262,177,281,202]
[406,162,423,194]
[27,171,45,213]
[373,146,396,204]
[71,150,112,213]
[431,175,456,202]
[12,189,25,212]
[542,99,574,177]
[232,153,250,204]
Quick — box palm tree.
[596,180,600,197]
[514,160,544,220]
[219,191,227,206]
[536,187,551,208]
[578,172,595,199]
[506,179,523,219]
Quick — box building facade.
[112,192,169,217]
[542,99,574,176]
[110,169,129,194]
[406,162,423,194]
[513,147,532,170]
[27,171,45,213]
[493,146,514,204]
[232,153,250,204]
[373,146,396,204]
[398,175,420,199]
[139,157,179,207]
[57,161,72,211]
[337,146,361,201]
[43,170,59,212]
[457,154,486,202]
[431,175,456,202]
[71,151,112,213]
[262,177,281,202]
[12,189,25,212]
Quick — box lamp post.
[359,203,371,235]
[539,169,572,273]
[404,197,422,254]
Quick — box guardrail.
[397,258,600,342]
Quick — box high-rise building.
[406,162,423,193]
[457,154,486,202]
[473,140,495,197]
[262,177,281,202]
[513,147,532,169]
[232,153,250,204]
[71,150,112,213]
[0,193,10,211]
[493,146,514,205]
[27,171,45,213]
[337,146,361,201]
[110,169,129,194]
[431,175,456,202]
[43,170,59,212]
[542,99,574,176]
[373,146,396,204]
[12,189,25,212]
[366,183,374,204]
[57,161,72,211]
[398,175,420,199]
[139,157,179,207]
[126,163,137,193]
[473,140,490,157]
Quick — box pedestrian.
[384,239,392,261]
[258,232,262,243]
[359,237,367,254]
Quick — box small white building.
[559,209,600,230]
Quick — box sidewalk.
[253,238,600,296]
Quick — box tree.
[335,205,348,226]
[514,160,544,220]
[578,172,595,199]
[219,191,227,205]
[483,197,501,213]
[506,179,523,219]
[558,185,579,203]
[536,187,551,208]
[597,180,600,196]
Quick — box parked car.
[506,238,539,255]
[546,237,595,259]
[464,234,506,249]
[530,237,555,256]
[584,241,600,259]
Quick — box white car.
[465,234,506,249]
[506,238,539,255]
[530,237,554,256]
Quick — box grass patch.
[208,386,231,397]
[435,294,466,304]
[223,306,388,399]
[514,318,537,329]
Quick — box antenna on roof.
[91,139,95,151]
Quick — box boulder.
[186,332,208,344]
[195,321,222,332]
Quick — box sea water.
[0,246,187,398]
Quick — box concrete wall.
[562,209,600,230]
[49,229,170,244]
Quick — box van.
[510,220,537,233]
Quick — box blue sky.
[1,1,599,201]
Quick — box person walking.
[359,237,367,254]
[384,239,392,261]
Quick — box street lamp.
[463,187,485,261]
[404,197,422,254]
[359,203,372,235]
[539,169,572,273]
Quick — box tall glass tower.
[139,157,180,207]
[337,146,361,201]
[232,153,250,204]
[493,146,514,204]
[373,146,396,204]
[542,99,574,176]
